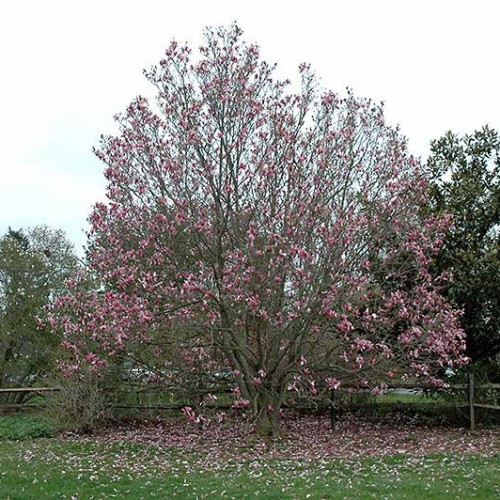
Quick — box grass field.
[1,439,499,498]
[0,414,498,499]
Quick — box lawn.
[0,413,499,499]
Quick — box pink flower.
[326,377,341,390]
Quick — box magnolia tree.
[51,25,467,434]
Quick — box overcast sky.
[1,0,499,255]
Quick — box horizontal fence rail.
[1,377,499,431]
[0,387,61,394]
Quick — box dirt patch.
[63,412,500,460]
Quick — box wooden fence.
[326,377,500,431]
[1,376,499,431]
[467,375,500,431]
[0,387,60,411]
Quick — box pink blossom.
[326,377,341,390]
[47,24,468,433]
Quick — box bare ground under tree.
[63,412,500,460]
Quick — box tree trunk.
[255,409,279,436]
[253,389,281,437]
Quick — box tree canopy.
[0,225,79,392]
[427,126,500,363]
[51,25,467,433]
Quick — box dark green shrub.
[0,414,53,440]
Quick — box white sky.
[1,0,499,255]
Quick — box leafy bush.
[0,414,53,440]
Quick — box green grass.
[0,437,498,498]
[376,391,429,404]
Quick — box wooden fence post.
[330,389,336,431]
[469,374,475,431]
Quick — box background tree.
[427,126,500,363]
[0,225,79,398]
[51,25,467,434]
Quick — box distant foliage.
[0,225,79,395]
[427,126,500,362]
